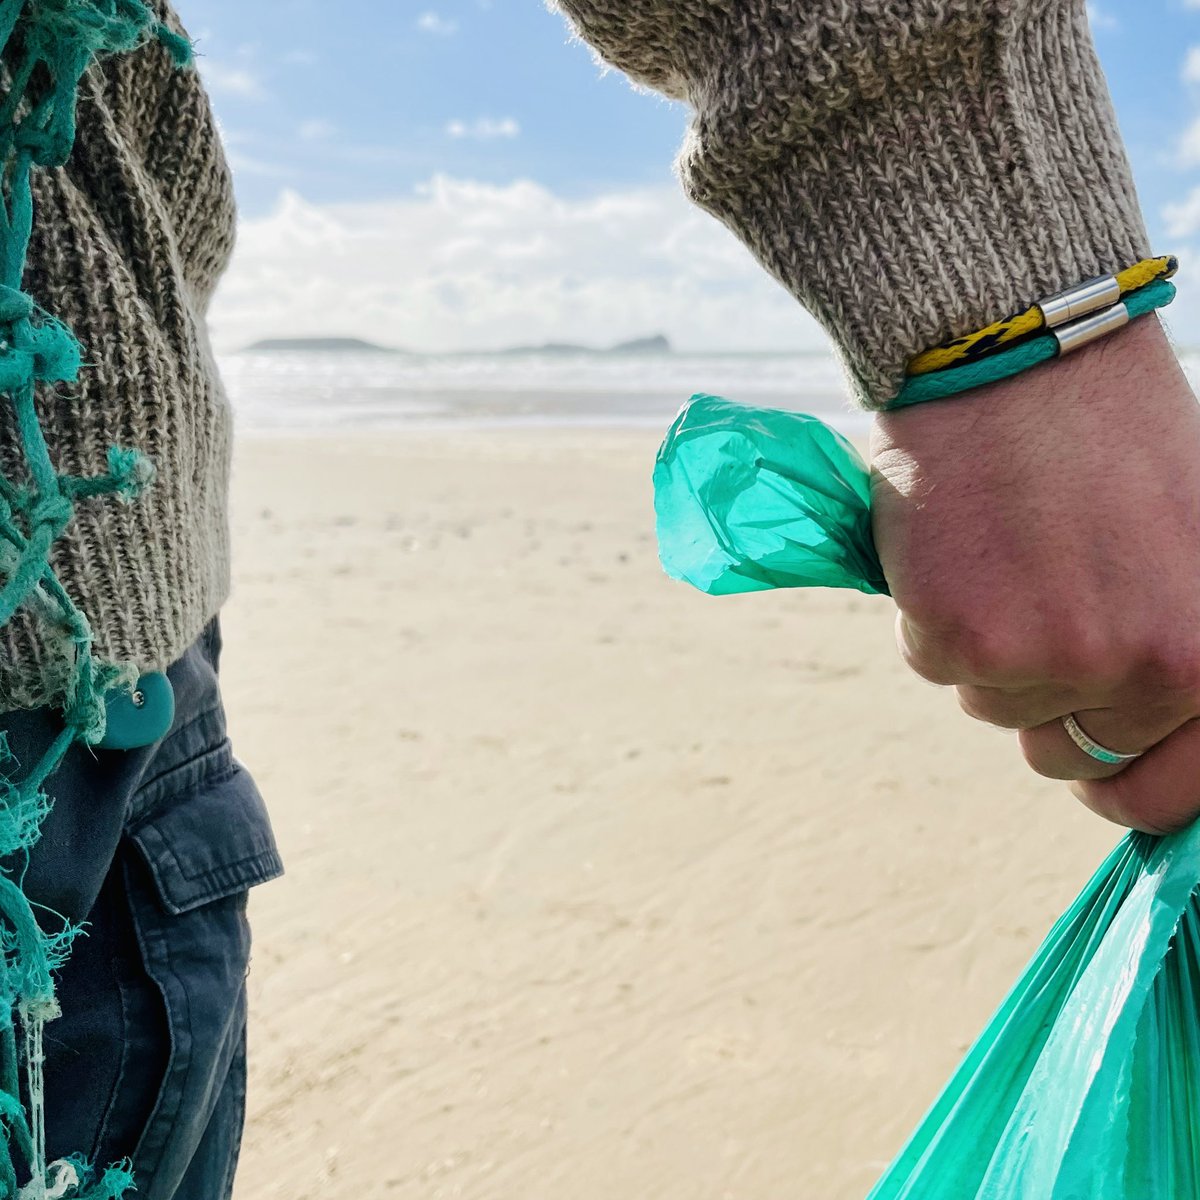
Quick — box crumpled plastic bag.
[653,394,888,597]
[654,392,1200,1199]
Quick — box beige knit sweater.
[0,0,1153,709]
[556,0,1151,405]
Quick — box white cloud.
[1185,45,1200,85]
[198,60,267,100]
[1086,3,1118,30]
[282,48,317,66]
[298,119,337,141]
[1176,114,1200,168]
[1165,185,1200,237]
[416,11,459,35]
[446,117,520,140]
[209,178,829,355]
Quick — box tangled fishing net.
[0,3,188,1196]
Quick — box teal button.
[98,671,175,751]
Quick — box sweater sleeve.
[551,0,1151,408]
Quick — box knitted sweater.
[0,1,235,710]
[555,0,1150,406]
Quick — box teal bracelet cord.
[889,279,1177,410]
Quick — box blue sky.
[183,1,688,215]
[183,1,1200,353]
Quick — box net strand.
[0,4,189,1196]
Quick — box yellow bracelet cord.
[906,255,1178,377]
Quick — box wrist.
[871,316,1190,468]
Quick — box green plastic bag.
[654,393,1200,1198]
[653,395,888,597]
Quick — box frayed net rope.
[0,3,190,1197]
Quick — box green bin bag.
[654,393,1200,1199]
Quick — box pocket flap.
[129,755,283,915]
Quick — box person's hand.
[870,317,1200,835]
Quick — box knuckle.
[1045,621,1118,688]
[957,687,1018,729]
[895,583,978,647]
[950,622,1031,683]
[956,688,989,723]
[896,612,956,685]
[891,577,955,632]
[1134,643,1200,699]
[901,642,956,686]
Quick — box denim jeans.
[0,621,282,1199]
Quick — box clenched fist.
[870,317,1200,835]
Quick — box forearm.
[553,0,1150,408]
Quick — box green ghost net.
[0,4,190,1197]
[655,393,1200,1198]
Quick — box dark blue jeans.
[0,621,282,1199]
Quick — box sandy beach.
[220,429,1119,1200]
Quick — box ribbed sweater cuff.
[678,5,1151,409]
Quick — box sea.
[218,347,1200,438]
[217,349,872,437]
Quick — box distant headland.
[240,334,673,356]
[492,334,672,356]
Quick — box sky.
[180,0,1200,354]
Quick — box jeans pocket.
[129,752,283,913]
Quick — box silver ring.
[1061,713,1142,766]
